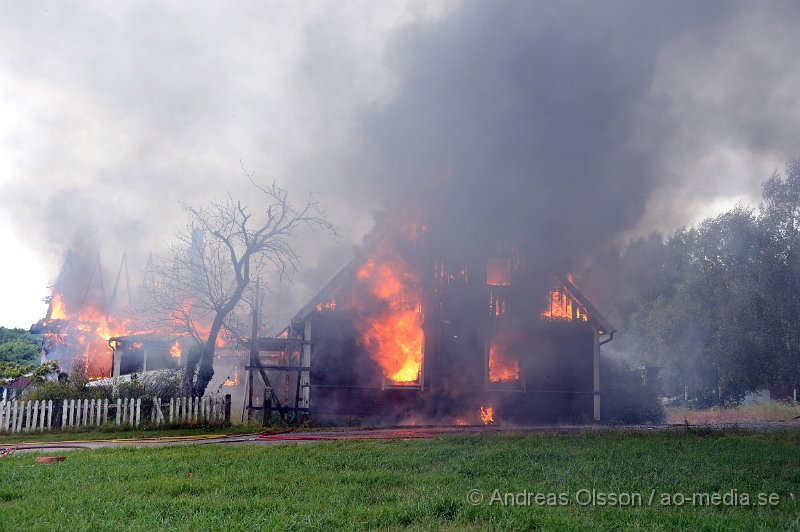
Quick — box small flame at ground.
[480,406,494,425]
[170,340,182,358]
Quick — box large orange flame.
[354,250,424,384]
[541,282,588,322]
[480,405,494,424]
[488,335,520,383]
[49,293,67,320]
[44,292,145,377]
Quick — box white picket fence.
[0,396,229,434]
[0,399,55,433]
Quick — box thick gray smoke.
[3,0,800,323]
[337,0,780,278]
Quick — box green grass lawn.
[1,430,799,530]
[0,424,264,445]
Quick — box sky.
[1,0,799,329]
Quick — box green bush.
[113,370,188,401]
[25,363,107,402]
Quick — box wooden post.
[31,400,39,431]
[248,278,260,423]
[115,398,122,426]
[103,399,109,425]
[25,401,32,432]
[156,397,165,425]
[54,399,63,429]
[224,394,231,424]
[169,397,175,424]
[17,402,24,432]
[135,398,141,427]
[593,328,601,422]
[301,319,311,413]
[48,400,54,430]
[263,387,271,427]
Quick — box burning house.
[32,199,613,427]
[31,251,143,377]
[246,214,615,425]
[30,250,245,400]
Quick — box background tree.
[759,159,800,392]
[0,327,42,366]
[586,159,800,405]
[142,175,336,396]
[0,360,59,387]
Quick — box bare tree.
[142,174,337,396]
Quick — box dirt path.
[4,422,798,454]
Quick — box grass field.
[666,403,800,425]
[1,430,799,530]
[0,424,264,445]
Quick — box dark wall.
[307,308,595,424]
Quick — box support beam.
[112,346,121,377]
[247,278,259,423]
[263,386,272,426]
[301,320,311,412]
[593,328,600,422]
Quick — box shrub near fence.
[0,395,231,434]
